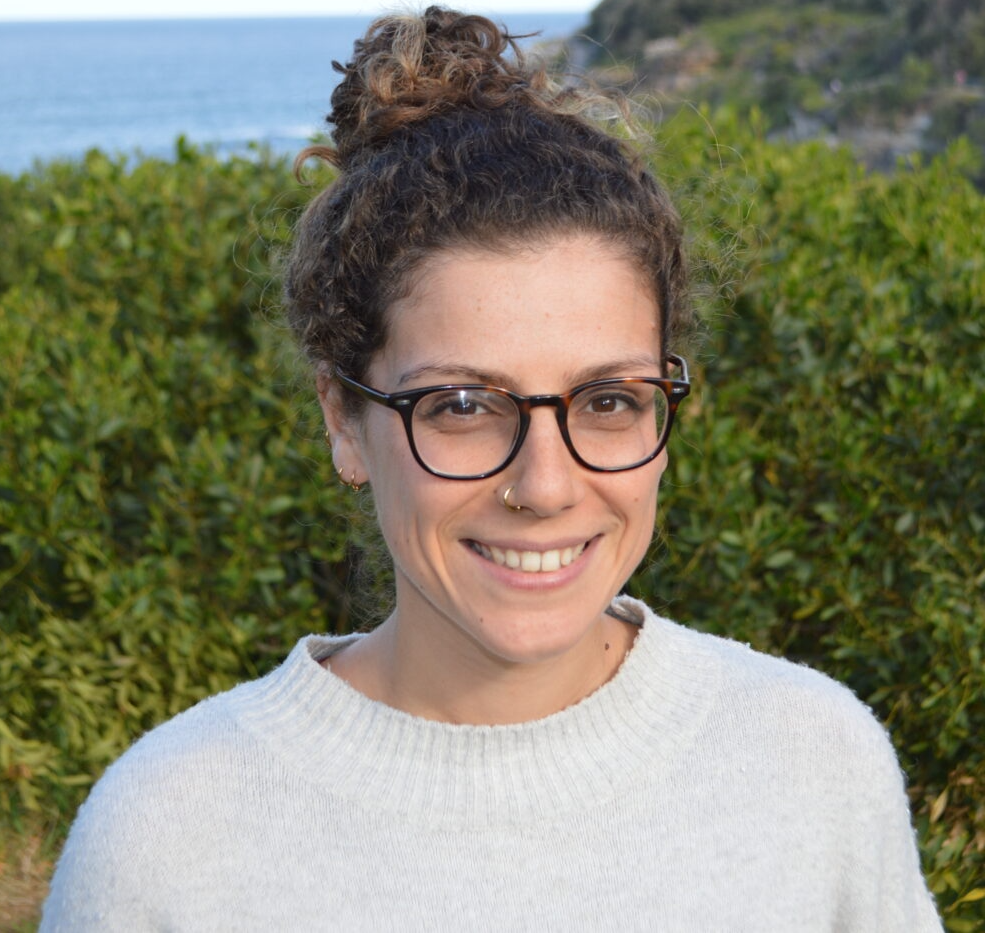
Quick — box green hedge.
[1,120,982,927]
[0,143,356,817]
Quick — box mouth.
[467,539,590,573]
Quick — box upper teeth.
[472,541,587,572]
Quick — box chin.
[462,607,604,667]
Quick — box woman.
[43,8,941,930]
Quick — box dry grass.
[0,821,60,933]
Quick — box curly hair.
[284,6,693,403]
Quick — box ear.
[316,365,368,486]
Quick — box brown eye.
[445,396,479,417]
[588,395,625,414]
[418,391,484,421]
[579,388,645,416]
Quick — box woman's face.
[323,235,668,670]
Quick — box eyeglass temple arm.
[335,370,394,405]
[666,354,690,389]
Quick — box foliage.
[584,0,985,163]
[587,0,888,60]
[905,0,985,76]
[688,5,887,128]
[930,91,985,159]
[0,143,356,821]
[1,121,983,929]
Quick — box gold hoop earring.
[325,432,363,492]
[502,486,523,512]
[339,470,362,493]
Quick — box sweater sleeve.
[793,666,944,932]
[40,697,241,932]
[702,630,944,933]
[40,769,161,932]
[866,728,943,932]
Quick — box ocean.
[0,13,588,174]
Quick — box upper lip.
[465,535,596,552]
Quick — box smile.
[468,540,589,573]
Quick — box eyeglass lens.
[411,382,670,478]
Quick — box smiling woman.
[40,6,943,931]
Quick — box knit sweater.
[42,599,942,932]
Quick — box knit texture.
[42,599,942,931]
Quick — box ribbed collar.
[230,598,721,828]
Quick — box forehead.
[373,236,662,390]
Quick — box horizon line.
[1,7,591,23]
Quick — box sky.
[0,0,594,20]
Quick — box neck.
[328,610,637,725]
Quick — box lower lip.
[463,536,599,590]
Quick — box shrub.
[0,144,356,818]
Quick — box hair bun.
[326,6,550,166]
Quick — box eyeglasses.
[335,354,690,480]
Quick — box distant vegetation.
[1,116,983,927]
[584,0,985,167]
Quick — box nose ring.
[502,486,523,512]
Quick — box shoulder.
[48,683,249,856]
[628,602,924,861]
[626,598,904,785]
[40,691,238,929]
[42,635,340,931]
[64,631,354,811]
[622,599,942,930]
[709,625,890,747]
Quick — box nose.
[506,407,583,517]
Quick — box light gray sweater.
[42,600,942,931]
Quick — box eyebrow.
[396,353,663,390]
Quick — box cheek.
[619,458,665,557]
[649,450,669,499]
[363,435,469,554]
[358,410,413,486]
[356,417,424,552]
[630,451,667,507]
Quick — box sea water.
[0,13,587,174]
